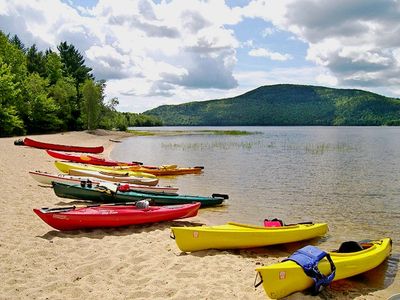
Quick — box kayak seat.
[337,241,364,253]
[264,218,284,227]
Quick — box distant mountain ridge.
[144,84,400,126]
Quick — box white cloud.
[262,27,276,37]
[242,39,254,47]
[0,0,241,99]
[1,0,400,113]
[243,0,400,88]
[316,73,338,86]
[248,47,292,61]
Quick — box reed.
[161,140,262,151]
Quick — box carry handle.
[254,272,263,288]
[212,193,229,199]
[170,230,176,240]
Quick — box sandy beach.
[0,131,396,300]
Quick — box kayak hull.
[29,170,178,194]
[255,238,392,299]
[127,166,204,176]
[54,161,156,179]
[33,202,201,230]
[52,182,227,207]
[46,150,203,175]
[23,137,104,153]
[46,150,138,166]
[68,169,159,186]
[171,222,328,252]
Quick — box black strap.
[253,272,263,288]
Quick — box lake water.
[111,126,399,292]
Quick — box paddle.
[40,201,142,213]
[286,221,313,226]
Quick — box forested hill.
[144,84,400,126]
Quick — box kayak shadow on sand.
[309,252,399,300]
[179,239,398,300]
[38,184,53,188]
[179,235,329,259]
[36,219,206,241]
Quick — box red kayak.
[46,150,138,166]
[33,202,200,230]
[23,137,104,153]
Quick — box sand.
[0,131,397,300]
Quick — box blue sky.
[1,0,400,112]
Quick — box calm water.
[112,126,399,291]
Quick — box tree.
[8,34,26,53]
[48,76,77,130]
[26,44,46,76]
[0,31,27,82]
[57,41,93,129]
[114,113,128,131]
[81,79,101,130]
[22,73,62,132]
[57,41,93,89]
[0,59,25,136]
[45,52,63,85]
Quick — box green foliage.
[114,113,128,131]
[48,76,77,130]
[58,41,94,129]
[0,59,24,136]
[22,73,62,132]
[0,31,27,80]
[57,41,92,87]
[123,112,163,126]
[0,30,159,136]
[385,119,400,126]
[45,52,64,84]
[29,94,62,132]
[145,84,400,126]
[8,34,26,53]
[81,79,101,130]
[26,44,46,77]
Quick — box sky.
[1,0,400,112]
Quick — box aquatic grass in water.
[161,140,262,151]
[127,129,258,136]
[283,142,357,154]
[162,139,355,154]
[304,142,357,154]
[126,130,156,136]
[200,130,261,135]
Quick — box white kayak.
[29,170,178,194]
[67,168,159,186]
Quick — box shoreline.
[0,131,396,299]
[0,131,266,300]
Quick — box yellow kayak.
[170,222,328,252]
[255,238,392,299]
[127,164,204,176]
[78,163,204,176]
[54,161,156,179]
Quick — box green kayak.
[52,182,228,207]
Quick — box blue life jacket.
[283,245,336,294]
